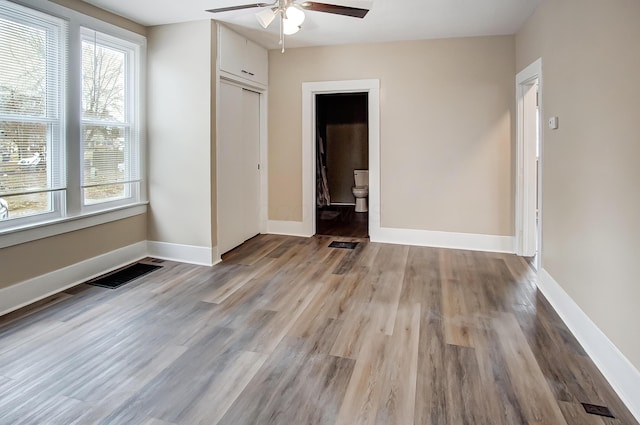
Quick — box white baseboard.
[268,220,514,254]
[147,241,219,266]
[0,241,147,317]
[538,268,640,422]
[370,226,515,253]
[267,220,310,237]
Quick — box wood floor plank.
[440,250,475,347]
[414,313,447,425]
[493,312,569,425]
[410,247,448,425]
[218,337,355,425]
[0,291,71,329]
[472,316,530,425]
[374,302,420,425]
[444,344,489,425]
[67,344,189,424]
[287,275,346,339]
[329,244,408,358]
[140,418,178,425]
[320,272,368,321]
[0,316,69,357]
[243,281,324,354]
[202,257,274,304]
[332,240,367,275]
[8,393,84,425]
[179,350,268,425]
[0,234,636,425]
[231,234,288,266]
[334,330,386,425]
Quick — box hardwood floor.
[0,234,637,425]
[316,205,368,238]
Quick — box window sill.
[0,202,148,249]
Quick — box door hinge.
[257,163,260,170]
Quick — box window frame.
[0,2,67,228]
[0,0,147,249]
[80,27,141,212]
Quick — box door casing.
[302,79,380,238]
[515,58,543,268]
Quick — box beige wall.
[50,0,146,35]
[147,20,216,248]
[517,0,640,369]
[269,36,515,235]
[0,0,147,290]
[0,215,146,289]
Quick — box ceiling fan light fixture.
[256,7,277,28]
[284,5,305,27]
[282,19,301,35]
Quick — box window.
[81,29,140,208]
[0,1,66,226]
[0,0,145,236]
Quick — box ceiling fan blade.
[206,3,273,13]
[299,2,369,18]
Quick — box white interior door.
[218,81,261,254]
[242,89,260,241]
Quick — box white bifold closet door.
[218,81,260,255]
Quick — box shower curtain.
[317,134,331,207]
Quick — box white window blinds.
[0,0,67,222]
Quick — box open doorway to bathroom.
[315,92,369,238]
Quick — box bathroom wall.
[317,93,368,205]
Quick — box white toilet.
[352,169,369,213]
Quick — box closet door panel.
[218,81,245,254]
[242,89,261,242]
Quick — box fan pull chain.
[280,8,285,53]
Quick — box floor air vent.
[142,257,165,263]
[86,263,162,289]
[581,403,615,418]
[329,241,359,250]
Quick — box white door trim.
[302,79,380,237]
[515,58,543,266]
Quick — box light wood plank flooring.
[0,234,637,425]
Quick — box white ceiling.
[80,0,540,50]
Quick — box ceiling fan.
[206,0,371,52]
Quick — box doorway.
[315,93,369,238]
[515,59,543,270]
[301,79,380,239]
